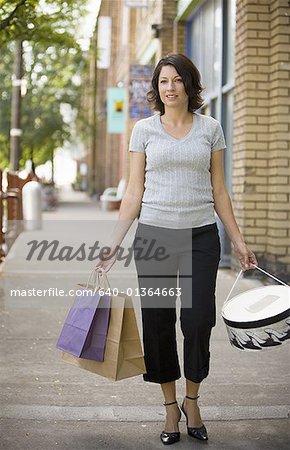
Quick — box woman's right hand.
[95,245,119,273]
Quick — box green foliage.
[0,0,86,47]
[20,41,86,167]
[0,0,91,170]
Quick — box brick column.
[233,0,290,280]
[173,19,186,54]
[267,0,290,277]
[161,0,178,56]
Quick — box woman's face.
[158,65,188,109]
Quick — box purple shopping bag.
[56,287,111,362]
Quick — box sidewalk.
[0,187,289,450]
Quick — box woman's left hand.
[233,240,258,271]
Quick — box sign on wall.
[125,0,148,7]
[129,64,153,119]
[107,87,126,134]
[97,17,111,69]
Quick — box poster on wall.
[107,87,126,134]
[125,0,148,7]
[97,17,111,69]
[129,64,153,119]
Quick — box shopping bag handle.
[85,267,111,292]
[224,265,289,307]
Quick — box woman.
[96,54,257,445]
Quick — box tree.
[0,1,86,47]
[0,1,33,37]
[21,41,86,167]
[0,0,90,170]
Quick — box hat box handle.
[224,265,289,307]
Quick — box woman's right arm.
[95,151,145,272]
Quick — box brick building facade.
[87,0,289,279]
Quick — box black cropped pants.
[133,222,221,384]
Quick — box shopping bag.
[62,293,146,381]
[56,270,111,362]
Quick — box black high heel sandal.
[160,400,181,445]
[180,395,208,441]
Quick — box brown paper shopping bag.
[62,293,146,381]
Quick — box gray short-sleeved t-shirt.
[128,112,226,229]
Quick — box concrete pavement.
[0,187,289,449]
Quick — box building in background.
[89,0,184,198]
[85,0,290,280]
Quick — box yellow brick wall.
[234,0,290,279]
[161,0,181,56]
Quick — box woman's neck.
[161,108,193,126]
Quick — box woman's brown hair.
[147,53,204,115]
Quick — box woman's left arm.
[210,150,257,271]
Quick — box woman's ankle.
[164,405,181,432]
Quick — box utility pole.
[10,40,23,171]
[88,30,98,197]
